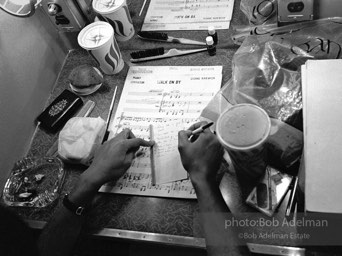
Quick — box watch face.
[63,194,86,216]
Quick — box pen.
[188,122,214,141]
[285,176,298,217]
[267,168,273,210]
[102,86,118,144]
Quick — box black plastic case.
[37,89,83,133]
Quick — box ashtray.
[2,157,65,208]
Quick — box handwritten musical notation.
[100,66,222,199]
[99,172,196,199]
[142,0,234,31]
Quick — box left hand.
[83,128,154,188]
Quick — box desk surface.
[12,0,302,252]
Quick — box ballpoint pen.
[188,122,214,141]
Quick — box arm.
[178,122,245,256]
[38,128,154,256]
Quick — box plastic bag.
[229,36,306,125]
[230,18,342,125]
[202,18,342,170]
[233,17,342,47]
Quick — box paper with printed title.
[99,66,222,199]
[142,0,235,31]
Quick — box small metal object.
[47,3,61,16]
[247,243,305,256]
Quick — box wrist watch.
[62,193,87,216]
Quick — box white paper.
[302,59,342,214]
[99,66,222,199]
[142,0,235,31]
[151,121,188,184]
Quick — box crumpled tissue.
[58,117,106,165]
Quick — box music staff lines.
[127,91,215,97]
[154,5,230,11]
[125,99,209,107]
[155,0,228,5]
[113,172,196,195]
[114,115,199,124]
[122,108,201,115]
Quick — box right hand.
[178,121,224,186]
[84,128,154,188]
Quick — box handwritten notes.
[142,0,235,31]
[151,121,188,185]
[99,66,222,199]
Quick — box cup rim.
[77,21,114,50]
[216,103,271,151]
[92,0,125,14]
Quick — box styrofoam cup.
[78,21,124,75]
[216,104,271,180]
[92,0,135,41]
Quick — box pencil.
[149,124,156,185]
[285,176,298,217]
[139,0,147,16]
[188,122,214,141]
[102,86,118,144]
[268,168,272,210]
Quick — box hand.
[178,121,224,186]
[83,128,154,188]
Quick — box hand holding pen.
[188,122,214,142]
[178,121,223,183]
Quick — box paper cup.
[216,104,271,180]
[92,0,134,41]
[78,21,124,75]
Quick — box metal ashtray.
[2,157,65,207]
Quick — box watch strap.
[63,193,86,216]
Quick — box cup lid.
[77,21,113,49]
[92,0,125,14]
[216,104,271,151]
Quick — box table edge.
[25,219,206,249]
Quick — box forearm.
[191,174,244,256]
[38,172,100,256]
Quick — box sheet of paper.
[142,0,235,31]
[151,121,188,184]
[302,59,342,213]
[99,66,222,199]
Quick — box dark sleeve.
[0,204,39,256]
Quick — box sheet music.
[99,66,222,199]
[142,0,235,31]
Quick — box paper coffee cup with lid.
[78,21,124,75]
[216,104,271,180]
[92,0,135,41]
